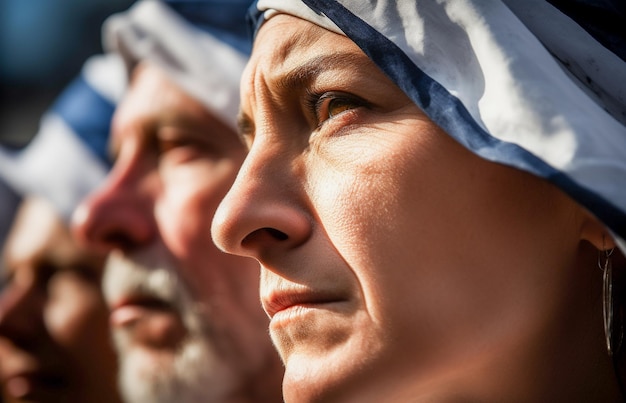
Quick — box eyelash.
[305,91,369,128]
[155,129,216,159]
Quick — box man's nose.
[71,159,157,254]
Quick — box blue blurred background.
[0,0,135,148]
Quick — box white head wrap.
[0,53,125,221]
[103,0,250,131]
[251,0,626,253]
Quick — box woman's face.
[212,15,600,402]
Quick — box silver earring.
[599,244,616,356]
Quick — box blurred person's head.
[72,2,283,402]
[0,4,126,403]
[0,196,120,403]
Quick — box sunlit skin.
[72,62,283,402]
[211,15,622,402]
[0,198,120,403]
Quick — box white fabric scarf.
[104,0,248,131]
[254,0,626,252]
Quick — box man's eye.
[157,138,184,155]
[156,128,203,155]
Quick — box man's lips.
[109,295,187,348]
[109,296,175,327]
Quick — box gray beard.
[104,249,240,403]
[115,331,238,403]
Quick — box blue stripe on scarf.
[299,0,626,239]
[164,0,253,55]
[50,75,114,167]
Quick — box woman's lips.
[262,290,344,319]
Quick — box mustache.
[102,247,183,309]
[102,246,209,337]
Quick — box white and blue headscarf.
[104,0,251,131]
[250,0,626,253]
[0,0,252,222]
[0,53,124,221]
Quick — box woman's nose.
[71,159,157,254]
[211,143,311,261]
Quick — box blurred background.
[0,0,135,261]
[0,0,135,149]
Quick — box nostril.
[265,228,288,241]
[101,232,139,252]
[242,227,289,247]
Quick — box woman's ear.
[580,211,617,251]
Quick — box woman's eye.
[327,98,356,118]
[309,92,368,127]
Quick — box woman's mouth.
[263,289,346,320]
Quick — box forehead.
[255,15,335,60]
[254,14,365,71]
[112,63,187,128]
[109,62,233,149]
[241,15,377,111]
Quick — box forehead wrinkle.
[273,21,322,65]
[241,18,365,143]
[274,52,364,94]
[260,17,359,94]
[239,52,368,152]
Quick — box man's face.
[72,62,282,403]
[0,198,119,403]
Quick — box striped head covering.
[104,0,252,131]
[249,0,626,253]
[0,0,252,221]
[0,53,124,221]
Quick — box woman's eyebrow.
[237,52,365,142]
[275,52,364,93]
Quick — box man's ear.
[580,211,616,251]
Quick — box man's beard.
[103,247,240,403]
